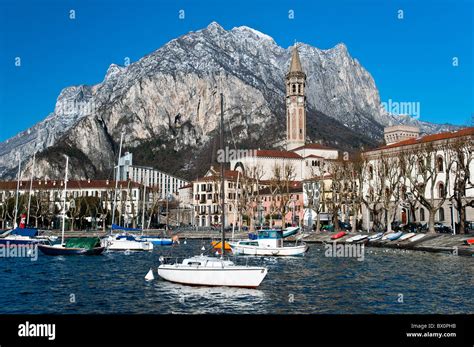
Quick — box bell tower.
[286,45,306,151]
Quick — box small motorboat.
[368,232,384,242]
[229,229,308,256]
[387,231,403,241]
[399,232,416,241]
[464,239,474,245]
[331,231,346,240]
[382,232,396,240]
[346,234,368,243]
[105,233,154,251]
[138,236,173,246]
[157,255,267,288]
[282,226,300,238]
[409,233,426,242]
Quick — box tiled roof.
[194,170,240,182]
[304,154,324,159]
[291,143,337,151]
[366,127,474,152]
[255,149,302,159]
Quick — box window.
[292,84,296,93]
[298,84,301,94]
[438,208,445,221]
[437,182,445,198]
[368,165,374,179]
[436,156,444,172]
[419,208,425,221]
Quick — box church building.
[230,45,339,181]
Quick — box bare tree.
[406,142,453,233]
[446,136,473,233]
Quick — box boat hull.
[38,244,105,256]
[157,265,267,288]
[230,243,308,256]
[331,232,346,240]
[409,234,426,242]
[399,232,416,241]
[105,238,153,251]
[140,237,173,246]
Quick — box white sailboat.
[104,132,153,252]
[157,93,268,288]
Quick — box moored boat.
[229,229,308,256]
[0,228,42,245]
[464,239,474,245]
[409,233,426,242]
[157,255,267,288]
[282,226,300,238]
[346,234,368,243]
[38,237,105,256]
[387,231,403,241]
[139,236,173,246]
[104,233,154,251]
[399,232,416,241]
[331,231,346,240]
[156,93,268,288]
[368,232,384,242]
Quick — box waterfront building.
[0,179,144,228]
[117,151,189,199]
[362,127,474,232]
[191,168,241,227]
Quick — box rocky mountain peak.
[0,22,458,180]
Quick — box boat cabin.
[256,230,283,248]
[181,256,233,268]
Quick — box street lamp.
[449,202,456,235]
[365,195,370,232]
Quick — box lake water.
[1,240,473,314]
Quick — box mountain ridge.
[0,21,459,180]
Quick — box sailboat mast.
[220,93,225,258]
[13,158,21,229]
[111,132,124,231]
[141,171,147,234]
[61,156,69,245]
[27,152,35,226]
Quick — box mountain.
[0,22,458,181]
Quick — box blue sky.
[0,0,472,141]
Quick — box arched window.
[418,159,424,172]
[368,188,374,202]
[292,84,296,93]
[438,208,445,221]
[419,208,425,221]
[436,156,444,172]
[368,165,374,179]
[298,84,301,94]
[437,182,445,198]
